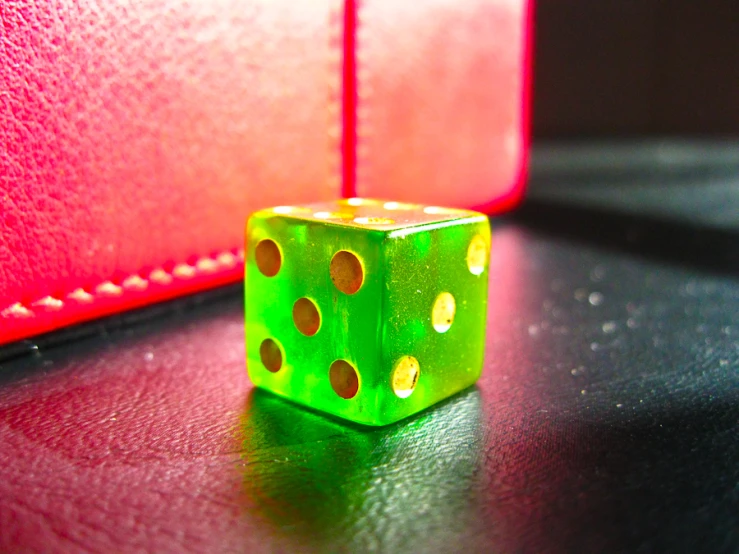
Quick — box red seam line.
[341,0,357,198]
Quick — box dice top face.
[245,199,490,426]
[265,198,482,230]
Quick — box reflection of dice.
[245,198,491,426]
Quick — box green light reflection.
[239,387,483,551]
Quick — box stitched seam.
[1,248,245,319]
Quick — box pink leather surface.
[0,303,258,552]
[354,0,531,211]
[0,0,342,345]
[0,0,529,346]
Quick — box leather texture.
[0,207,736,553]
[0,0,343,345]
[0,0,530,346]
[354,0,531,211]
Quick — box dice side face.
[377,216,491,425]
[245,211,387,425]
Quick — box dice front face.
[245,199,490,426]
[245,210,386,426]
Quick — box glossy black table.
[1,172,737,553]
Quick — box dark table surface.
[1,166,738,553]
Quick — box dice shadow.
[239,385,484,548]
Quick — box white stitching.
[1,250,245,319]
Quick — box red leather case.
[0,0,530,346]
[0,0,343,345]
[353,0,531,211]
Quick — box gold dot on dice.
[432,292,456,333]
[314,211,353,220]
[273,206,311,214]
[383,201,419,210]
[259,338,283,372]
[255,239,281,277]
[467,234,488,275]
[293,297,321,336]
[330,250,364,294]
[330,359,360,399]
[392,356,420,398]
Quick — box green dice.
[245,198,490,426]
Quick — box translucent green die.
[245,198,490,426]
